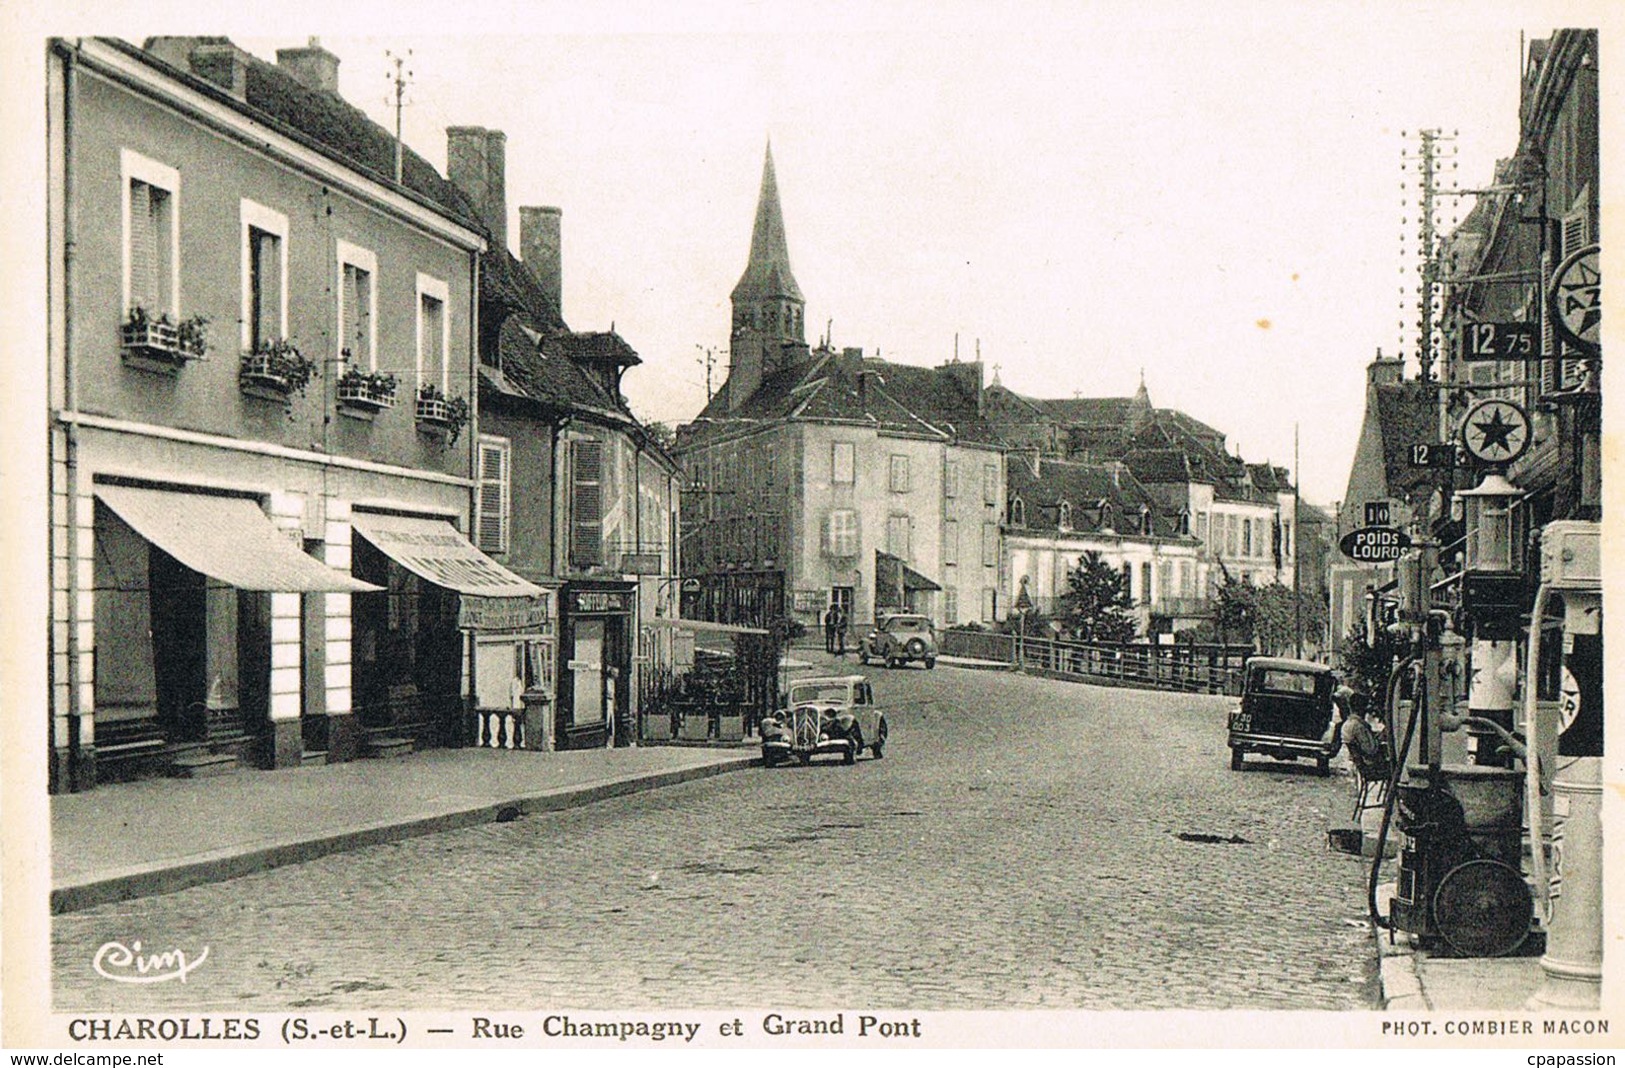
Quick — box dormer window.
[1099,501,1114,532]
[1058,501,1072,531]
[1009,495,1025,527]
[1140,506,1154,536]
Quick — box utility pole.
[1293,422,1302,659]
[1400,128,1458,382]
[385,49,413,184]
[695,344,718,402]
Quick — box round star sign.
[1459,398,1531,466]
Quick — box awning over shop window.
[876,550,942,596]
[350,512,544,599]
[95,484,381,593]
[645,616,770,636]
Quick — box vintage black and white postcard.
[2,0,1620,1054]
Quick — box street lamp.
[1455,471,1524,768]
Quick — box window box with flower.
[240,338,318,404]
[415,383,471,444]
[336,365,398,414]
[122,306,209,372]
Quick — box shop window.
[123,150,179,320]
[570,438,604,570]
[476,437,510,554]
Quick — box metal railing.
[940,628,1247,695]
[1012,635,1247,695]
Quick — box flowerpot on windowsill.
[336,372,397,415]
[415,388,469,443]
[120,320,190,372]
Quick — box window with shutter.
[337,242,377,369]
[983,463,998,505]
[476,437,510,554]
[944,589,959,625]
[832,442,855,484]
[889,455,910,493]
[122,150,179,319]
[1558,210,1591,389]
[887,515,911,561]
[982,521,997,567]
[570,438,604,570]
[826,509,858,556]
[943,518,958,566]
[417,274,449,393]
[944,459,960,499]
[240,200,288,353]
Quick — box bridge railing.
[940,628,1247,695]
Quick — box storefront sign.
[1549,244,1600,355]
[1459,399,1532,466]
[569,589,630,614]
[620,552,664,575]
[1338,526,1412,563]
[459,594,552,632]
[1363,501,1391,526]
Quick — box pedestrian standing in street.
[823,604,836,654]
[834,604,848,656]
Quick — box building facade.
[676,144,1006,631]
[44,37,548,790]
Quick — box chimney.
[519,205,563,316]
[939,359,984,415]
[1367,347,1404,387]
[276,37,340,95]
[147,38,251,101]
[446,126,508,250]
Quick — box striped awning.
[95,484,380,593]
[350,512,544,599]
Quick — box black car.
[1226,657,1340,775]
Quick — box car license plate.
[1232,713,1251,732]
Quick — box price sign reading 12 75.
[1410,443,1461,469]
[1464,321,1537,360]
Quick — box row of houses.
[675,148,1303,640]
[46,37,682,792]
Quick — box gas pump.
[1525,519,1602,1009]
[1376,510,1534,957]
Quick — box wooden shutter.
[128,180,156,312]
[570,438,604,570]
[1558,211,1590,389]
[476,440,509,553]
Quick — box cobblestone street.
[54,659,1379,1011]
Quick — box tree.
[1337,620,1402,705]
[642,421,677,451]
[1205,572,1327,656]
[1058,551,1138,644]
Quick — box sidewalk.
[1374,881,1549,1011]
[51,744,756,914]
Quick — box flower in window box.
[240,337,318,397]
[336,366,398,411]
[175,315,211,359]
[415,383,471,443]
[121,305,184,363]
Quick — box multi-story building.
[447,125,682,751]
[985,377,1298,612]
[675,145,1006,631]
[1002,454,1204,635]
[44,37,565,790]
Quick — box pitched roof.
[1006,457,1188,537]
[730,142,803,304]
[1373,380,1439,496]
[1029,395,1143,426]
[137,37,482,234]
[680,351,1004,450]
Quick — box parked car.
[859,613,938,669]
[760,675,888,766]
[1226,657,1341,775]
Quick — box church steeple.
[731,139,805,343]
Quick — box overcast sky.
[215,3,1597,503]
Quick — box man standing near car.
[823,603,837,654]
[835,604,849,656]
